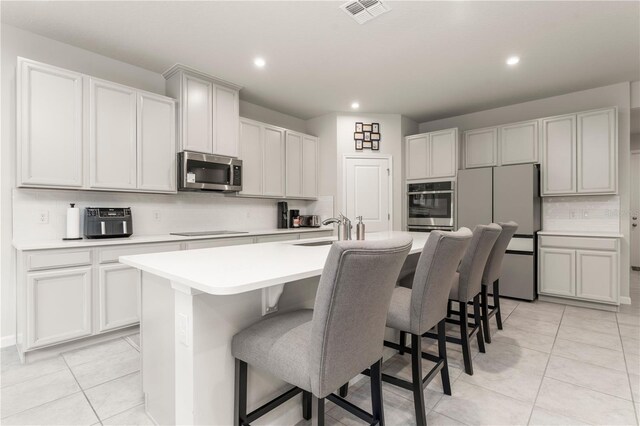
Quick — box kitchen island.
[120,231,428,425]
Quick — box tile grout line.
[617,309,640,426]
[62,355,104,425]
[525,303,565,425]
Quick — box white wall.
[239,100,307,134]
[419,82,633,301]
[0,25,317,346]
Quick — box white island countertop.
[13,227,332,251]
[120,231,428,296]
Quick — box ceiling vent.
[340,0,390,24]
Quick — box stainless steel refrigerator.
[457,163,541,300]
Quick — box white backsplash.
[542,195,620,233]
[12,189,334,243]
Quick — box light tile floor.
[1,271,639,425]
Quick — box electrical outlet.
[153,211,161,221]
[38,210,49,224]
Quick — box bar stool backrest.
[483,221,519,285]
[409,228,473,335]
[457,224,502,302]
[309,236,413,398]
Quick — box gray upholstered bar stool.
[481,221,518,343]
[383,228,472,426]
[231,237,412,426]
[428,224,501,375]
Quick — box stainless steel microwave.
[406,181,455,231]
[178,152,242,192]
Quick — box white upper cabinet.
[181,74,213,154]
[285,131,318,198]
[301,135,318,198]
[405,128,457,180]
[263,125,286,197]
[577,108,616,194]
[499,120,539,165]
[137,92,176,192]
[406,135,429,180]
[239,118,263,196]
[541,107,616,196]
[285,131,303,197]
[213,85,239,158]
[429,128,457,178]
[17,58,177,194]
[542,114,576,195]
[18,58,84,188]
[164,65,242,157]
[89,78,138,190]
[464,127,498,169]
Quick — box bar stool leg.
[493,279,503,330]
[481,284,491,343]
[459,301,473,375]
[399,331,407,355]
[234,359,248,426]
[312,396,325,426]
[302,391,312,420]
[410,334,427,426]
[437,319,452,395]
[473,294,486,354]
[370,358,385,426]
[338,383,349,397]
[447,299,452,318]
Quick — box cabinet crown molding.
[162,63,243,91]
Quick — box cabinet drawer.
[539,236,617,251]
[256,234,300,243]
[27,250,92,271]
[299,231,333,239]
[98,243,182,264]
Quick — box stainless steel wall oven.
[406,181,455,231]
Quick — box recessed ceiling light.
[506,56,520,66]
[351,102,360,109]
[254,57,266,68]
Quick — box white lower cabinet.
[184,237,255,250]
[27,267,92,349]
[538,234,619,305]
[539,248,576,297]
[98,264,140,332]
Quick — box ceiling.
[2,1,639,122]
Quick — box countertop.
[119,231,429,296]
[13,227,332,251]
[538,230,623,238]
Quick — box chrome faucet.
[322,213,353,241]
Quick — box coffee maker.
[277,201,288,229]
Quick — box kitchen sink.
[294,240,335,247]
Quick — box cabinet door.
[89,78,137,189]
[27,267,92,349]
[539,248,575,297]
[18,59,84,187]
[500,120,539,165]
[429,128,457,178]
[464,127,498,169]
[285,131,303,197]
[406,135,429,180]
[213,85,239,157]
[98,264,140,332]
[541,114,576,195]
[238,119,263,196]
[302,135,319,198]
[576,250,618,303]
[263,125,286,197]
[256,234,299,243]
[181,74,213,154]
[577,108,616,194]
[137,92,176,192]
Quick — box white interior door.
[631,151,640,268]
[344,156,391,233]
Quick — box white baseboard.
[620,296,632,305]
[1,335,16,348]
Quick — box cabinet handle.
[633,224,638,227]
